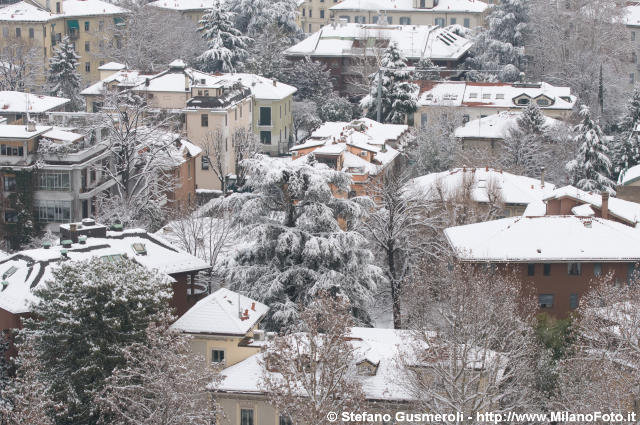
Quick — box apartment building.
[0,0,128,84]
[0,220,210,330]
[415,81,577,129]
[624,3,640,89]
[290,118,410,196]
[445,186,640,317]
[147,0,216,23]
[298,0,341,33]
[285,22,473,96]
[330,0,489,29]
[0,91,69,124]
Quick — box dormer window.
[513,94,531,106]
[482,93,491,99]
[535,95,553,107]
[496,93,504,99]
[469,93,478,99]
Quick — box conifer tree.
[361,42,418,124]
[197,1,251,73]
[567,105,615,194]
[613,89,640,180]
[414,57,442,80]
[46,36,83,111]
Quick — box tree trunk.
[388,243,401,329]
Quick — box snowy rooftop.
[41,128,84,143]
[98,62,126,71]
[0,227,210,315]
[619,164,640,185]
[148,0,221,11]
[545,185,640,226]
[0,0,127,21]
[331,0,488,13]
[0,91,69,113]
[80,70,147,95]
[0,1,53,21]
[625,4,640,26]
[416,81,576,110]
[285,23,473,60]
[407,167,555,206]
[205,74,297,100]
[59,0,127,17]
[445,216,640,263]
[0,124,53,139]
[454,111,561,140]
[171,288,268,336]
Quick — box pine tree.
[361,42,418,124]
[220,155,382,331]
[46,36,83,111]
[465,0,528,82]
[567,105,615,194]
[21,258,173,425]
[227,0,300,38]
[197,1,251,73]
[500,106,551,177]
[279,57,334,102]
[414,57,442,80]
[613,89,640,180]
[318,95,353,122]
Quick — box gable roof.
[170,288,268,336]
[147,0,221,11]
[0,91,69,114]
[330,0,488,13]
[454,111,561,140]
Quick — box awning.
[113,17,124,25]
[66,20,79,30]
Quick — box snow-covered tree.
[241,24,291,78]
[553,275,640,417]
[402,261,543,421]
[21,258,172,425]
[279,57,334,103]
[227,0,300,37]
[567,105,615,194]
[318,96,353,122]
[292,100,321,141]
[220,155,382,330]
[361,42,418,124]
[612,89,640,180]
[414,57,442,81]
[260,293,365,424]
[410,109,464,176]
[93,91,182,228]
[97,313,221,425]
[0,36,43,92]
[465,0,528,81]
[197,1,251,73]
[46,36,83,110]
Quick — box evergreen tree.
[220,155,383,331]
[21,258,172,425]
[612,89,640,180]
[227,0,300,38]
[500,105,551,177]
[318,95,353,122]
[465,0,528,82]
[567,105,615,194]
[361,42,418,124]
[46,36,83,111]
[414,57,442,80]
[197,1,251,73]
[279,57,334,102]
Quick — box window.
[400,17,411,25]
[354,16,366,23]
[201,156,209,170]
[538,294,554,309]
[632,73,636,85]
[84,21,89,31]
[279,414,293,425]
[462,114,470,123]
[420,113,428,128]
[495,93,504,99]
[435,17,445,27]
[569,293,579,309]
[309,8,312,17]
[15,27,21,38]
[420,0,426,7]
[516,97,530,105]
[387,16,392,24]
[339,15,351,22]
[568,263,581,276]
[99,20,104,31]
[56,2,60,13]
[628,263,639,282]
[593,263,602,276]
[633,31,637,41]
[302,7,305,16]
[211,349,225,364]
[320,9,325,18]
[482,93,491,99]
[234,108,237,121]
[38,172,71,191]
[3,176,16,192]
[527,263,535,276]
[0,145,24,157]
[633,52,638,64]
[29,27,34,38]
[260,131,272,144]
[240,409,254,425]
[35,199,72,223]
[84,41,90,52]
[85,62,90,72]
[201,114,208,127]
[468,92,478,98]
[309,23,312,32]
[450,17,456,25]
[463,18,470,28]
[4,211,17,223]
[543,263,551,276]
[259,107,272,126]
[536,98,550,106]
[1,28,7,38]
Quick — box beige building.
[415,81,577,129]
[625,4,640,89]
[0,0,128,84]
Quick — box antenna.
[25,91,30,128]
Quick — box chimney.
[519,72,526,83]
[26,120,36,132]
[601,191,609,220]
[540,167,545,188]
[273,80,277,87]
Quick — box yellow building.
[298,0,342,33]
[0,0,127,85]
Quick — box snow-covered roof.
[171,288,268,336]
[98,62,126,71]
[417,81,577,110]
[80,70,147,95]
[625,4,640,26]
[147,0,221,11]
[407,167,555,206]
[619,164,640,185]
[331,0,488,13]
[59,0,128,17]
[0,1,53,21]
[41,128,84,143]
[285,23,473,60]
[0,226,210,315]
[454,111,561,140]
[0,91,69,114]
[0,124,53,139]
[445,215,640,263]
[206,74,297,100]
[544,186,640,226]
